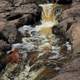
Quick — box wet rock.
[0,40,10,52]
[0,51,6,62]
[0,0,42,28]
[28,51,38,66]
[12,42,37,63]
[14,5,41,25]
[5,12,23,21]
[18,14,37,26]
[1,24,20,44]
[0,63,18,80]
[51,58,80,80]
[0,63,6,72]
[7,49,20,63]
[63,58,80,72]
[59,17,75,32]
[56,0,72,4]
[51,72,80,80]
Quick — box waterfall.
[1,3,66,80]
[36,3,58,38]
[40,3,56,22]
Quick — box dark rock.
[0,0,42,28]
[6,49,20,63]
[0,1,40,43]
[1,24,19,44]
[59,17,76,32]
[13,3,42,25]
[0,63,6,72]
[0,40,11,52]
[56,0,72,4]
[18,14,35,26]
[5,12,23,21]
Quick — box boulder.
[62,4,80,20]
[0,40,10,52]
[0,0,12,13]
[0,0,42,28]
[59,4,80,54]
[51,72,80,80]
[67,22,80,54]
[59,4,80,31]
[63,58,80,72]
[1,24,19,44]
[51,58,80,80]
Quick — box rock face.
[0,0,42,46]
[0,0,42,72]
[51,58,80,80]
[0,40,10,51]
[53,1,80,80]
[0,0,41,27]
[56,0,72,4]
[59,0,80,54]
[1,24,19,44]
[67,22,80,54]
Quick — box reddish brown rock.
[7,49,20,63]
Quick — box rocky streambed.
[0,0,80,80]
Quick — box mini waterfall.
[36,3,58,37]
[35,3,58,46]
[40,4,57,22]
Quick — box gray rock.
[0,40,10,52]
[1,24,18,44]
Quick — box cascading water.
[0,3,71,80]
[36,4,58,37]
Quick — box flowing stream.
[0,3,71,80]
